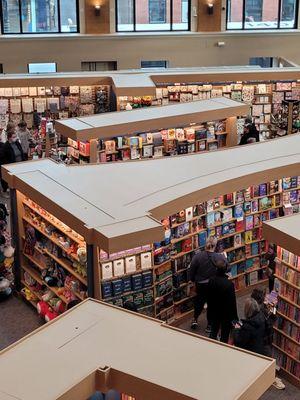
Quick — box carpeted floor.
[0,293,299,399]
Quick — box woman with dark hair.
[233,298,265,354]
[239,122,260,145]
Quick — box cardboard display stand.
[0,299,275,400]
[263,214,300,387]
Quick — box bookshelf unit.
[133,80,300,140]
[98,176,300,323]
[18,194,88,319]
[3,136,300,324]
[55,97,249,164]
[263,214,300,387]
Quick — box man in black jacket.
[207,257,238,343]
[189,236,224,331]
[0,129,25,194]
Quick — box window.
[226,0,298,29]
[1,0,79,34]
[28,62,57,73]
[249,57,273,68]
[81,61,118,71]
[116,0,190,31]
[141,60,168,68]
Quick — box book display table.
[0,299,275,400]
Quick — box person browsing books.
[233,298,265,354]
[207,257,238,343]
[189,236,224,331]
[239,122,260,145]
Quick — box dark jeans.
[194,282,210,322]
[210,319,232,343]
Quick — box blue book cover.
[234,204,244,219]
[132,274,143,291]
[122,276,132,293]
[230,264,238,277]
[198,231,207,248]
[143,289,154,306]
[245,259,254,270]
[206,212,215,227]
[101,281,112,299]
[112,279,123,297]
[259,184,267,196]
[251,242,259,255]
[142,271,153,288]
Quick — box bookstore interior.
[0,66,300,399]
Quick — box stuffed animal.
[45,308,59,322]
[37,300,49,318]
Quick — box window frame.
[226,0,299,30]
[0,0,80,34]
[116,0,191,32]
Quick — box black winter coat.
[207,271,238,322]
[233,311,266,355]
[0,140,24,165]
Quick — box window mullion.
[18,0,23,33]
[133,0,136,31]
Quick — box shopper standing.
[265,244,276,293]
[233,298,265,354]
[239,122,260,145]
[16,121,30,161]
[189,236,222,331]
[1,129,25,197]
[207,257,238,343]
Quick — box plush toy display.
[0,276,12,300]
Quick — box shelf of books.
[66,119,228,164]
[18,193,88,321]
[118,80,300,140]
[99,176,300,324]
[273,246,300,386]
[263,213,300,387]
[55,97,249,164]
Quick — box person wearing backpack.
[189,236,225,332]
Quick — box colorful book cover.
[224,193,234,206]
[206,212,215,227]
[245,231,253,244]
[291,176,298,188]
[222,208,233,222]
[251,242,259,255]
[206,200,214,213]
[290,190,298,204]
[236,219,245,232]
[244,187,252,201]
[228,221,236,234]
[282,177,291,190]
[235,190,245,203]
[245,215,254,230]
[259,183,267,196]
[198,231,207,248]
[252,185,260,198]
[234,204,244,219]
[244,202,251,214]
[234,233,242,247]
[259,197,270,210]
[253,214,261,227]
[222,223,230,235]
[251,200,259,213]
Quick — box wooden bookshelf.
[263,215,300,386]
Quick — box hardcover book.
[112,279,123,297]
[132,274,143,291]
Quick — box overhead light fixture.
[94,4,101,17]
[207,3,214,15]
